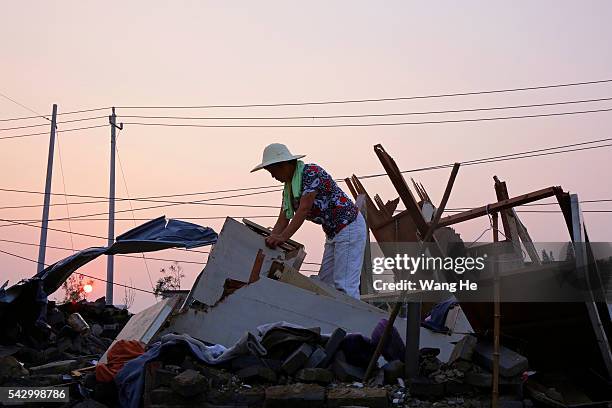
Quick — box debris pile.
[0,297,131,399]
[1,145,611,407]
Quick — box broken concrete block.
[332,351,365,382]
[326,386,388,408]
[29,359,78,375]
[320,327,346,366]
[382,360,405,385]
[473,342,528,378]
[281,343,314,374]
[295,368,333,384]
[0,356,28,382]
[237,366,278,383]
[170,369,207,397]
[264,383,325,408]
[304,346,327,368]
[449,335,477,363]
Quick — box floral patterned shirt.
[290,163,359,239]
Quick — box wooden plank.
[373,144,429,237]
[355,194,374,296]
[436,187,561,228]
[511,209,541,265]
[493,177,517,242]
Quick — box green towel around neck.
[282,160,305,220]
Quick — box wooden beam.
[373,144,429,237]
[423,163,460,243]
[436,186,562,228]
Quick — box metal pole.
[106,107,117,304]
[37,104,58,273]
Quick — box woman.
[251,143,367,299]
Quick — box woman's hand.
[265,233,287,249]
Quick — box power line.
[0,247,157,294]
[0,107,111,122]
[0,124,108,141]
[0,185,280,205]
[55,128,76,253]
[116,128,159,291]
[1,77,612,123]
[1,136,612,213]
[120,107,612,128]
[117,96,612,121]
[0,116,107,131]
[0,238,208,265]
[115,78,612,109]
[3,209,611,225]
[0,91,51,122]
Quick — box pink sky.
[1,1,611,312]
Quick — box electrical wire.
[55,128,76,253]
[1,136,612,218]
[115,128,157,291]
[115,78,612,109]
[0,116,107,132]
[0,238,207,264]
[0,124,108,141]
[120,107,612,128]
[0,91,51,122]
[117,96,612,121]
[0,247,157,294]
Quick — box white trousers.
[317,212,367,299]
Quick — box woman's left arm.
[266,192,316,248]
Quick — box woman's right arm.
[271,206,289,235]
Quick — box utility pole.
[37,104,58,273]
[106,107,122,304]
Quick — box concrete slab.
[186,217,305,307]
[100,295,182,363]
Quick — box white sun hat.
[250,143,306,172]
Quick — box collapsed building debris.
[1,145,610,407]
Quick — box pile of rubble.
[0,305,533,408]
[0,297,131,401]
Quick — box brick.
[281,343,314,375]
[171,369,207,397]
[326,386,388,408]
[320,327,346,366]
[0,356,28,382]
[332,351,365,382]
[295,368,333,384]
[449,335,477,364]
[473,342,528,378]
[304,346,328,368]
[264,383,325,408]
